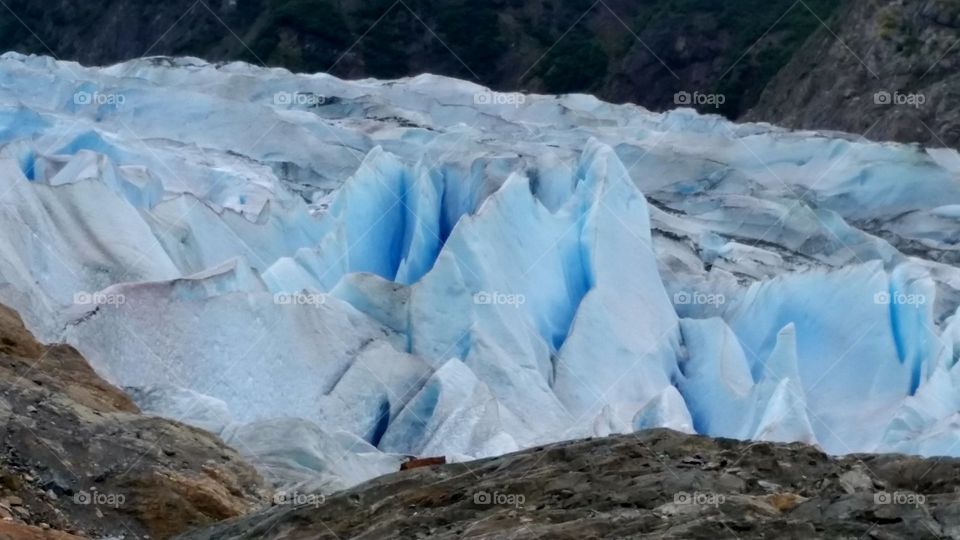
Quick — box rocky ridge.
[181,428,960,539]
[0,304,268,539]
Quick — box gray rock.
[838,467,874,494]
[180,429,960,539]
[748,0,960,148]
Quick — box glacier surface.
[2,53,960,491]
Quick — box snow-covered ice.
[2,52,960,491]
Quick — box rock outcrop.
[0,304,268,538]
[748,0,960,148]
[182,428,960,539]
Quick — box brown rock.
[766,492,808,513]
[0,305,135,414]
[0,304,267,539]
[0,521,85,540]
[400,457,447,471]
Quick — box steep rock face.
[181,428,960,539]
[0,304,267,539]
[748,0,960,148]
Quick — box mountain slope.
[747,0,960,148]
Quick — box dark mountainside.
[6,1,957,145]
[5,0,958,147]
[747,0,960,148]
[0,1,847,119]
[5,0,956,147]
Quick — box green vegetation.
[242,0,351,72]
[878,7,900,39]
[537,29,609,94]
[433,0,508,80]
[632,0,841,116]
[272,0,349,41]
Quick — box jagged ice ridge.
[1,53,960,492]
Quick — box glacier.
[2,52,960,492]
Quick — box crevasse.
[1,52,959,493]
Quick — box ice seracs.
[1,52,960,492]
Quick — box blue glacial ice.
[1,53,960,491]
